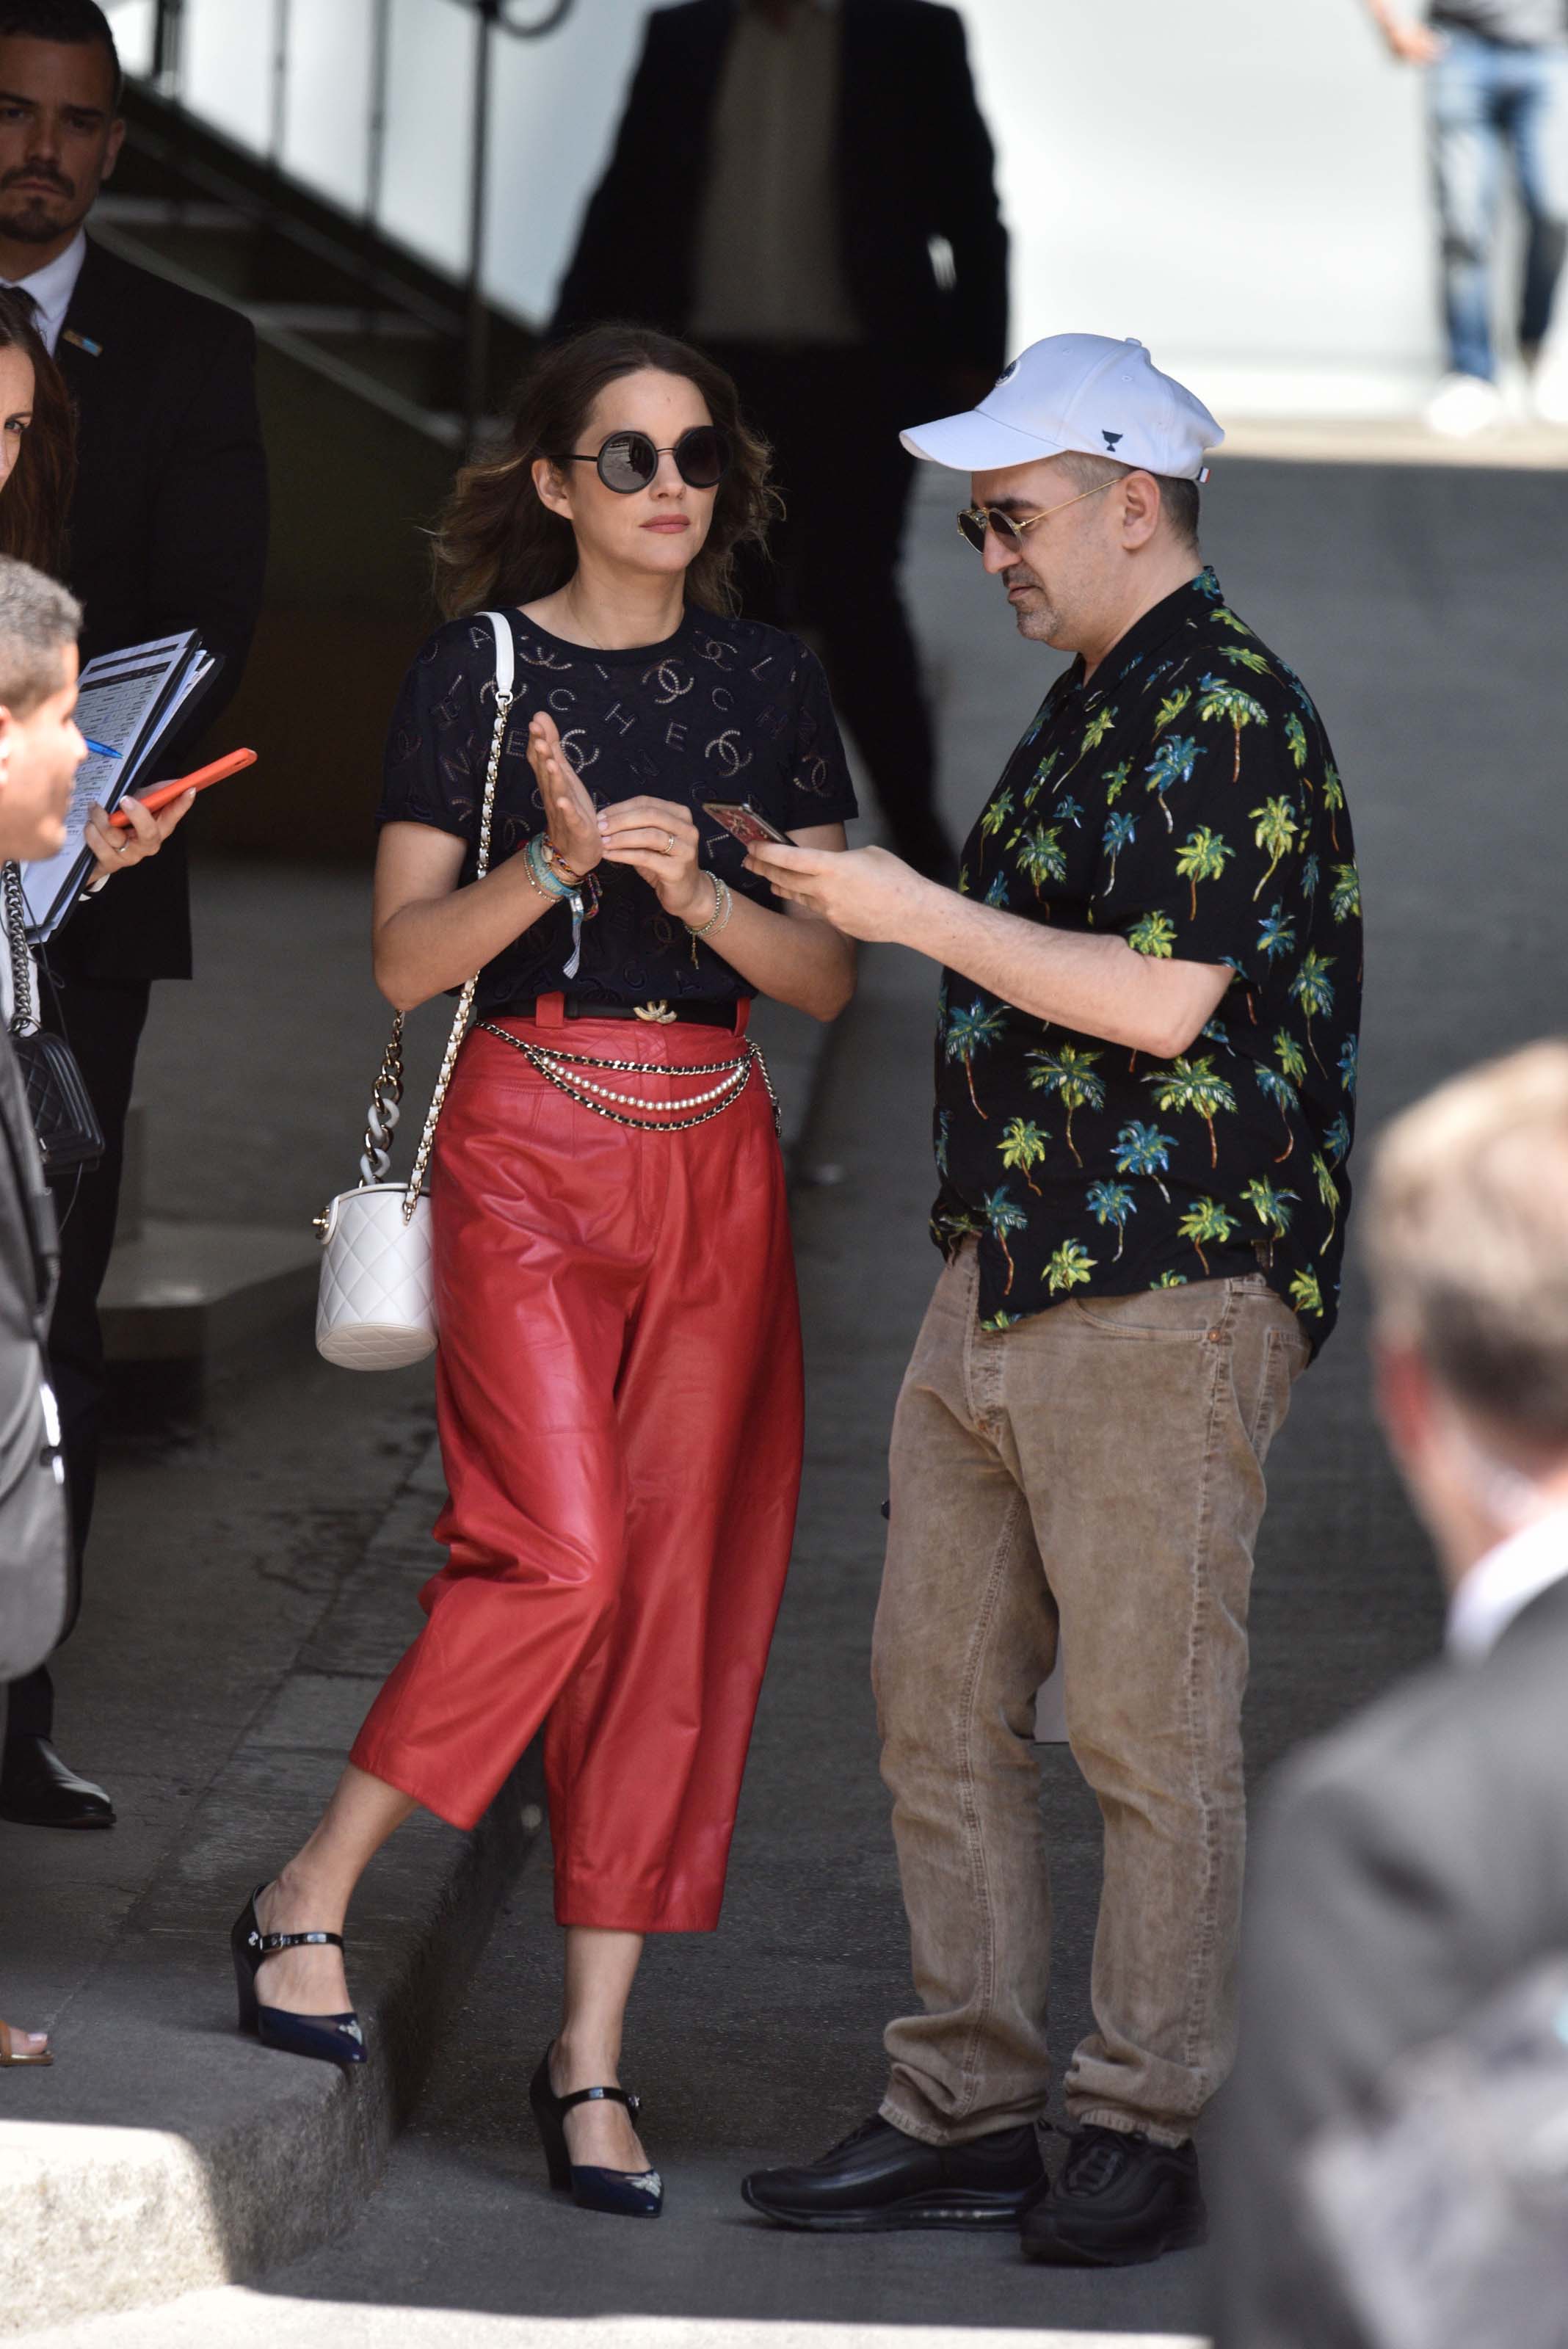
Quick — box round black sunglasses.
[556,425,730,495]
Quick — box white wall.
[109,0,1558,411]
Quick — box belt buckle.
[633,1000,678,1024]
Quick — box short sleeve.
[377,624,485,841]
[1095,693,1301,978]
[783,643,858,832]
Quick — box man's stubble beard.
[0,197,79,245]
[1007,570,1069,647]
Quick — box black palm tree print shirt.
[932,567,1362,1352]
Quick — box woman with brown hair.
[0,290,75,576]
[233,325,857,2213]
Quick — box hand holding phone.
[106,747,257,827]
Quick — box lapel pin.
[62,328,103,356]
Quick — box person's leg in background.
[1429,29,1507,433]
[0,974,150,1829]
[1508,40,1568,419]
[790,354,954,879]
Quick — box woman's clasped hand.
[526,706,709,926]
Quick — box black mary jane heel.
[529,2046,663,2218]
[231,1886,366,2069]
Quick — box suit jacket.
[0,1029,69,1684]
[1212,1566,1568,2349]
[52,237,269,986]
[553,0,1009,380]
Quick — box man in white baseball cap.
[741,335,1362,2265]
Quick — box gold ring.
[664,832,677,856]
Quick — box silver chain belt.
[476,1021,782,1136]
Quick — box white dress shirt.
[692,0,863,347]
[1447,1504,1568,1662]
[1,229,87,357]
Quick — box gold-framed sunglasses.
[957,475,1117,554]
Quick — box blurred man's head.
[1365,1042,1568,1588]
[0,548,81,860]
[901,334,1223,672]
[0,2,123,267]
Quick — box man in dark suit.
[1213,1040,1568,2348]
[0,1,268,1829]
[554,0,1008,879]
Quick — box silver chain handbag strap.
[3,860,38,1036]
[399,633,513,1225]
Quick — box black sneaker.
[1019,2124,1207,2267]
[742,2114,1046,2232]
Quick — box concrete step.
[98,1219,319,1371]
[0,1438,545,2338]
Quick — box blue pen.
[83,738,121,760]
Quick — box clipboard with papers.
[19,630,222,942]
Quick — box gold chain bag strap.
[313,611,513,1370]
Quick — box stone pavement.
[6,449,1567,2345]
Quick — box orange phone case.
[106,747,258,827]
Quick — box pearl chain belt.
[477,1022,781,1136]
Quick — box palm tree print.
[1153,686,1192,733]
[984,869,1009,907]
[1337,1034,1359,1097]
[1249,796,1300,900]
[1114,1120,1176,1202]
[1145,1055,1238,1169]
[943,997,1008,1118]
[1323,763,1345,850]
[1081,706,1116,755]
[1220,644,1273,678]
[1285,711,1308,772]
[1197,673,1269,783]
[1324,1112,1351,1167]
[1329,862,1360,923]
[1175,824,1235,919]
[935,1108,951,1180]
[979,788,1014,841]
[1086,1180,1136,1260]
[1056,795,1085,829]
[1103,810,1139,889]
[1177,1196,1238,1274]
[1274,1028,1308,1086]
[1289,949,1336,1070]
[999,1117,1049,1194]
[1301,852,1320,900]
[1289,1267,1324,1318]
[1243,1175,1299,1238]
[1210,605,1253,633]
[1046,1238,1096,1294]
[1027,1043,1106,1166]
[1255,1064,1301,1163]
[1144,732,1200,829]
[1104,759,1133,804]
[1310,1152,1340,1252]
[979,1187,1029,1293]
[1128,908,1178,959]
[1152,1270,1189,1288]
[1257,901,1296,965]
[1014,821,1067,896]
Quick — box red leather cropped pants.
[350,1001,804,1933]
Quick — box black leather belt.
[502,996,743,1031]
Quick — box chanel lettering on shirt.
[379,606,858,1016]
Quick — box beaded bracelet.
[526,831,574,900]
[684,871,733,964]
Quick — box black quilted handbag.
[3,860,104,1175]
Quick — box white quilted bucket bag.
[315,612,512,1370]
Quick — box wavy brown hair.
[431,323,777,621]
[0,290,76,578]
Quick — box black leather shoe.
[0,1736,115,1829]
[1020,2124,1207,2266]
[742,2114,1046,2232]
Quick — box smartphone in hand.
[702,800,791,847]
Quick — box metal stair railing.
[141,0,578,447]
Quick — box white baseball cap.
[901,335,1224,483]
